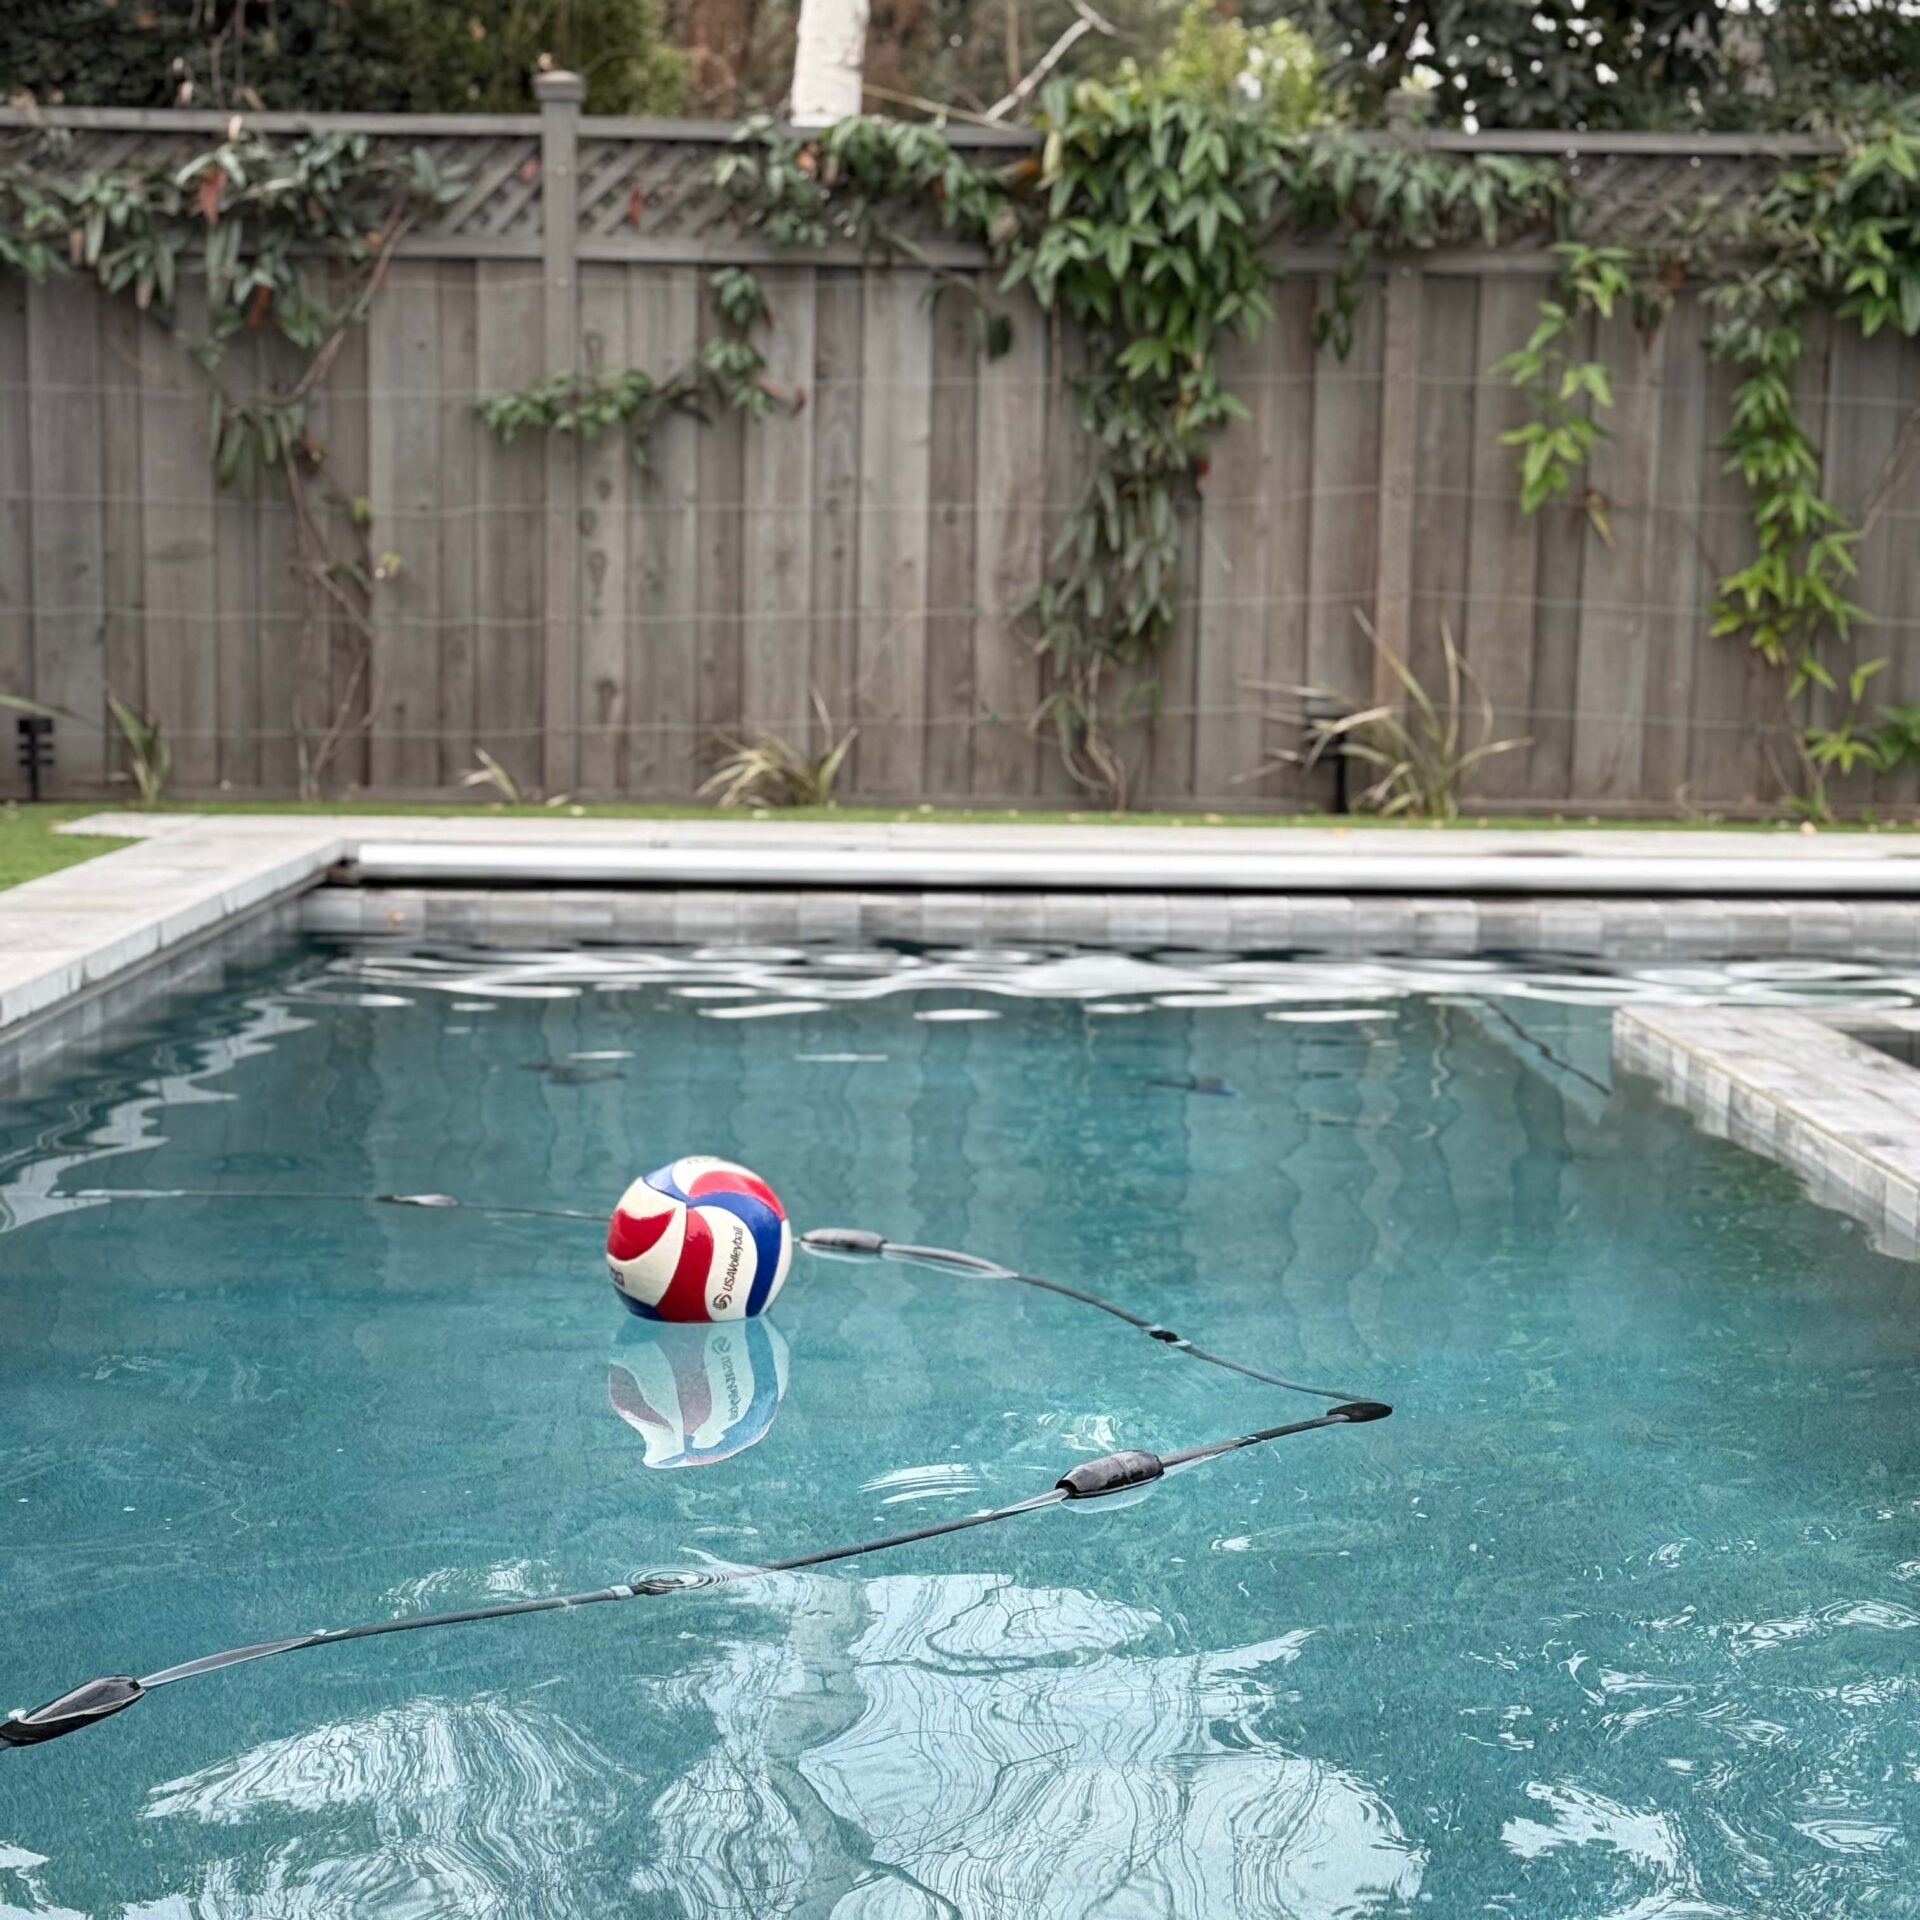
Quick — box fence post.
[1373,92,1425,710]
[535,69,585,797]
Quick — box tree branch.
[985,1,1119,122]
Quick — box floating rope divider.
[3,1215,1389,1747]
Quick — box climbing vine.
[478,271,790,467]
[1499,120,1920,817]
[697,92,1920,818]
[1493,241,1680,544]
[709,92,1562,806]
[0,126,460,794]
[1708,128,1920,811]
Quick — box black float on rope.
[4,1217,1390,1747]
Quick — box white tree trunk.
[790,0,870,125]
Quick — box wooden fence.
[3,95,1918,812]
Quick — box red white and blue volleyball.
[608,1317,790,1469]
[606,1156,791,1321]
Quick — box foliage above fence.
[0,0,687,117]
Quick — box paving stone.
[1616,1005,1920,1261]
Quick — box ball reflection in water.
[607,1315,791,1469]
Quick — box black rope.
[3,1212,1390,1747]
[864,1234,1367,1403]
[64,1189,602,1222]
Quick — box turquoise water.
[3,939,1919,1918]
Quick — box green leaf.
[1850,656,1888,703]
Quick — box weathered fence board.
[473,261,545,794]
[368,262,445,792]
[576,266,631,797]
[1252,277,1320,804]
[1571,310,1665,802]
[923,281,979,799]
[1640,297,1712,806]
[970,287,1046,802]
[1838,328,1920,812]
[136,288,215,796]
[435,267,481,790]
[322,278,373,793]
[855,269,933,799]
[27,276,107,792]
[741,264,816,748]
[1462,279,1545,800]
[1196,324,1273,798]
[1874,331,1920,812]
[0,102,1912,813]
[214,331,261,792]
[1410,275,1477,705]
[625,265,701,797]
[1685,348,1755,806]
[694,296,746,760]
[97,298,147,751]
[1037,323,1090,803]
[808,272,865,787]
[0,274,32,740]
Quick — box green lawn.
[1,796,1908,894]
[0,804,138,891]
[64,797,1917,830]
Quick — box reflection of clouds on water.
[634,1573,1425,1920]
[0,997,310,1234]
[0,1842,84,1920]
[1501,1781,1741,1920]
[141,1697,639,1918]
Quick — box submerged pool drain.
[2,1207,1389,1748]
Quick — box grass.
[0,804,138,891]
[51,797,1920,830]
[1,794,1910,896]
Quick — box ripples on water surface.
[2,939,1918,1917]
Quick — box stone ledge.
[301,886,1920,959]
[12,808,1920,1071]
[1615,1006,1920,1257]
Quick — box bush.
[1271,0,1920,131]
[1131,0,1328,125]
[0,0,686,116]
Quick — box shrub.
[0,0,686,116]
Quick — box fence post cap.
[533,69,586,104]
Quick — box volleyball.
[608,1317,791,1468]
[606,1156,792,1321]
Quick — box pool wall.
[304,883,1920,959]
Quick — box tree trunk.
[790,0,870,124]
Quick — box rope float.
[3,1204,1389,1749]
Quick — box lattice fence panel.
[1560,150,1789,248]
[0,122,542,245]
[577,134,734,242]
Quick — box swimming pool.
[3,938,1917,1917]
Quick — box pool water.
[2,940,1918,1918]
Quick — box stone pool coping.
[1615,1007,1920,1259]
[11,808,1920,1053]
